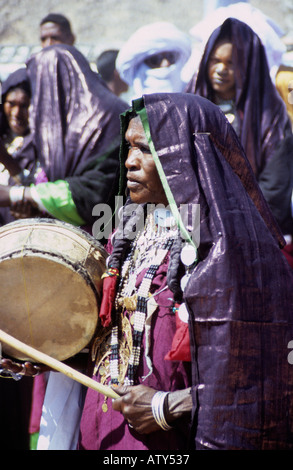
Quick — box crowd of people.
[0,1,293,451]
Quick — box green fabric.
[34,180,86,226]
[30,432,39,450]
[124,98,195,248]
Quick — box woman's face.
[125,116,168,206]
[3,88,30,136]
[207,41,236,101]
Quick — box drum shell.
[0,218,107,362]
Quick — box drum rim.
[0,218,108,259]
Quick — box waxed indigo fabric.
[187,18,293,235]
[17,45,127,224]
[111,93,293,449]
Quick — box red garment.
[78,258,192,450]
[29,373,48,434]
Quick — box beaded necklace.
[112,210,178,386]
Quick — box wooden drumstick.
[0,328,119,399]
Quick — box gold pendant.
[123,294,137,312]
[102,400,108,412]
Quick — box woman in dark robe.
[186,18,293,242]
[0,44,127,228]
[76,93,293,450]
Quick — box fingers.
[110,384,160,434]
[112,384,132,396]
[111,385,131,412]
[0,358,41,377]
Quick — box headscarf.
[16,44,128,223]
[110,93,293,449]
[116,22,191,100]
[0,67,31,138]
[189,2,286,79]
[190,18,291,178]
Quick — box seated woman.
[4,93,293,450]
[187,18,293,242]
[0,44,127,229]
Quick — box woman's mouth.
[127,179,141,190]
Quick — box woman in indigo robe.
[186,18,293,241]
[0,44,127,228]
[76,93,293,450]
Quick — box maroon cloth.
[79,256,192,450]
[187,18,293,235]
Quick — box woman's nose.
[42,38,54,48]
[215,63,227,74]
[125,149,140,170]
[11,105,21,117]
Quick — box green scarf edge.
[131,98,196,248]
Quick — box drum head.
[0,219,107,362]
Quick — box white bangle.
[151,391,172,431]
[9,186,25,204]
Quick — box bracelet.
[151,391,173,431]
[9,185,25,204]
[101,267,120,279]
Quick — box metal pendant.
[180,243,197,267]
[178,303,189,323]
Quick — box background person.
[96,49,129,98]
[116,22,192,101]
[187,18,293,244]
[39,13,75,48]
[0,44,127,230]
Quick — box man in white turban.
[116,22,191,101]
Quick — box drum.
[0,218,107,362]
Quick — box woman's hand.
[112,384,160,434]
[111,384,193,434]
[0,357,47,378]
